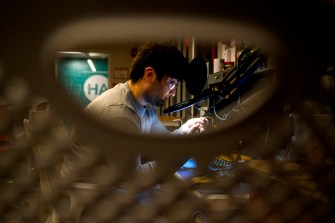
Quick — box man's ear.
[144,67,156,81]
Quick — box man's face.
[144,74,178,107]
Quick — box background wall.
[69,43,135,88]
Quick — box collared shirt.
[62,81,179,178]
[84,81,172,135]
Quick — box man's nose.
[169,88,176,97]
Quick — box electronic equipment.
[163,47,275,116]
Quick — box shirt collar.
[126,81,147,118]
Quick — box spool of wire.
[208,153,251,177]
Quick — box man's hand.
[179,117,208,135]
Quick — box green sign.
[57,57,109,108]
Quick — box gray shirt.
[62,81,179,179]
[85,81,173,135]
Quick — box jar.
[224,61,234,70]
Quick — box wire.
[212,97,227,121]
[212,95,243,121]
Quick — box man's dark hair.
[129,42,188,83]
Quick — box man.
[63,41,208,178]
[85,41,207,136]
[57,42,208,221]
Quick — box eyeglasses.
[167,77,178,90]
